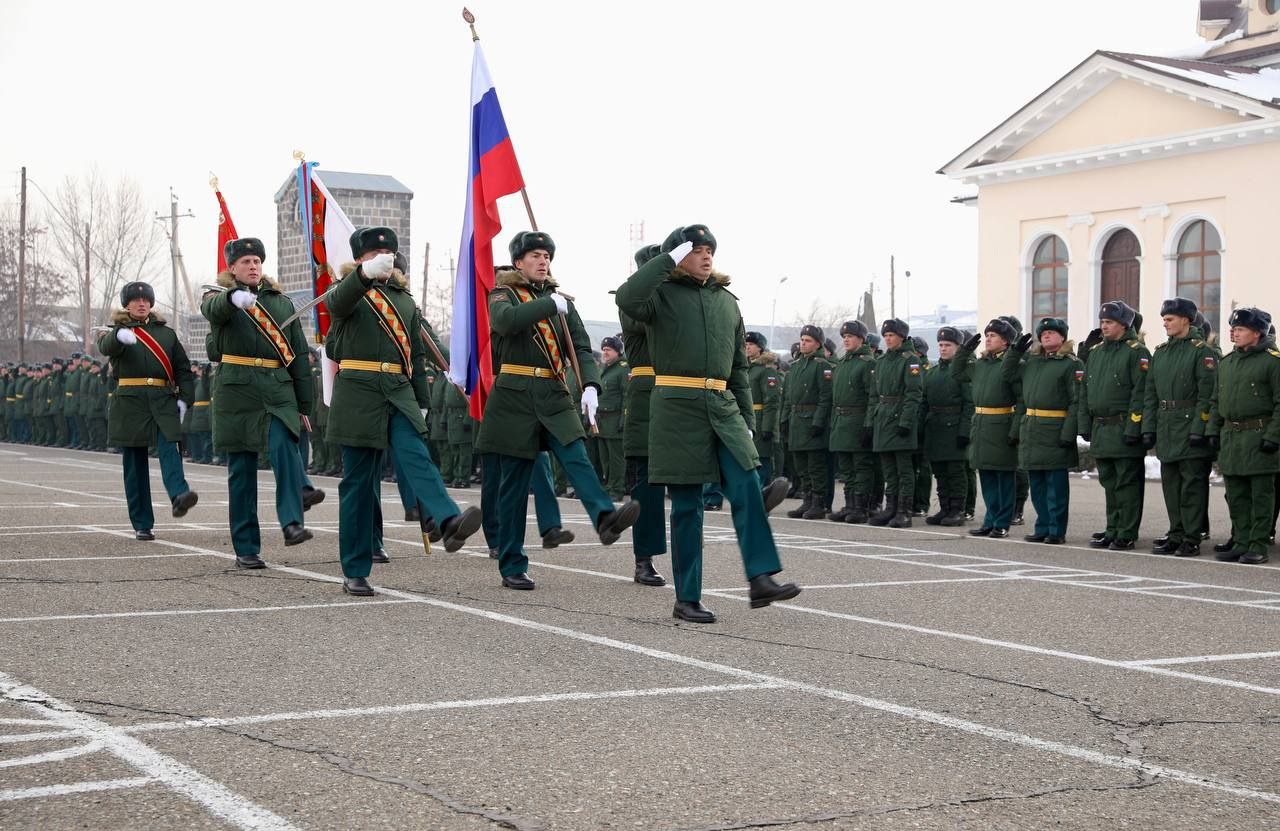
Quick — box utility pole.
[421,241,430,316]
[155,188,194,342]
[889,255,896,320]
[17,166,27,362]
[83,222,91,352]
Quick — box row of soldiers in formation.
[1,355,111,448]
[764,298,1280,565]
[79,225,799,622]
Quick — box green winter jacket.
[1081,330,1150,459]
[786,352,833,452]
[922,356,972,463]
[1208,338,1280,477]
[1142,327,1216,462]
[1004,342,1081,470]
[96,310,194,447]
[868,343,923,453]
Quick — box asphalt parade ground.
[0,443,1278,830]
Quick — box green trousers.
[965,464,978,514]
[1028,468,1069,538]
[1096,457,1145,541]
[879,450,914,501]
[978,469,1015,530]
[599,436,626,497]
[834,450,875,499]
[1015,468,1030,515]
[449,441,474,483]
[1160,458,1211,546]
[1224,473,1276,556]
[54,414,68,446]
[121,440,189,532]
[628,457,667,561]
[89,417,107,450]
[795,449,829,502]
[913,453,932,512]
[496,434,614,577]
[932,459,967,503]
[339,411,459,578]
[481,452,563,549]
[226,417,305,556]
[668,440,782,603]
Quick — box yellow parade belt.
[629,366,655,377]
[752,403,765,411]
[501,364,557,379]
[1026,408,1068,418]
[222,354,282,369]
[340,360,404,374]
[117,378,171,387]
[974,406,1014,416]
[194,401,211,407]
[656,375,728,391]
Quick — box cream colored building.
[942,0,1280,344]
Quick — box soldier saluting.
[1209,307,1280,565]
[327,227,483,596]
[616,224,800,623]
[96,281,198,540]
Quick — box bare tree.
[791,299,857,355]
[420,274,453,340]
[0,208,75,349]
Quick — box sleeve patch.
[767,377,777,387]
[1204,356,1217,371]
[909,364,921,376]
[1074,369,1084,381]
[823,369,832,379]
[1138,357,1149,372]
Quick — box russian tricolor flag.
[449,42,526,421]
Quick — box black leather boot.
[868,494,897,527]
[786,492,812,519]
[634,557,666,586]
[846,493,869,524]
[748,574,801,608]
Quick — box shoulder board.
[1270,349,1280,359]
[1090,342,1102,351]
[1129,341,1140,349]
[1193,340,1204,348]
[722,287,740,300]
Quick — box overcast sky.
[0,0,1199,328]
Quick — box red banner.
[309,181,333,341]
[214,189,239,273]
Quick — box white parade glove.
[667,241,694,264]
[420,407,429,419]
[363,253,395,280]
[551,292,569,316]
[748,428,754,439]
[116,328,137,346]
[581,386,599,426]
[177,400,187,422]
[230,289,257,310]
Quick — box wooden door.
[1101,230,1141,309]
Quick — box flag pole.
[462,7,596,435]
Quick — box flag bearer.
[616,224,800,622]
[476,230,639,590]
[97,281,198,540]
[1143,298,1217,557]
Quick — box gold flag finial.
[208,172,219,190]
[462,7,479,41]
[293,149,306,162]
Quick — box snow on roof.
[1114,52,1280,105]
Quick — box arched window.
[1101,229,1142,309]
[1176,220,1222,333]
[1031,235,1068,318]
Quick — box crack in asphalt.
[680,779,1161,829]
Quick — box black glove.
[810,425,824,438]
[1084,328,1103,350]
[860,432,873,449]
[963,333,982,352]
[759,431,773,442]
[1208,435,1220,450]
[956,435,970,449]
[462,423,472,433]
[895,424,912,437]
[1188,433,1207,448]
[1058,438,1076,449]
[1142,433,1156,450]
[1122,434,1140,446]
[1014,333,1034,353]
[1008,435,1020,447]
[1263,440,1280,454]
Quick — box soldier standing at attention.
[1143,298,1217,557]
[828,321,876,523]
[597,335,629,500]
[1081,301,1150,551]
[784,325,833,520]
[960,319,1021,538]
[744,331,782,486]
[97,281,198,540]
[1004,317,1081,544]
[201,238,319,567]
[616,225,800,622]
[922,326,972,527]
[476,231,639,591]
[867,319,923,528]
[1209,307,1280,565]
[326,227,483,595]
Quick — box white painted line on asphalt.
[707,576,1027,592]
[46,526,1280,806]
[122,683,784,734]
[0,777,154,802]
[0,672,297,830]
[0,729,76,744]
[0,478,124,502]
[0,598,414,625]
[0,740,102,769]
[1124,651,1280,667]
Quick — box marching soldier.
[476,230,638,590]
[1143,298,1217,557]
[1208,307,1280,565]
[201,238,319,567]
[1081,301,1150,551]
[828,321,876,523]
[785,325,833,520]
[867,319,922,527]
[597,336,629,500]
[616,224,800,622]
[922,326,972,526]
[326,226,482,595]
[1004,318,1081,543]
[745,332,782,483]
[97,281,198,540]
[960,319,1021,538]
